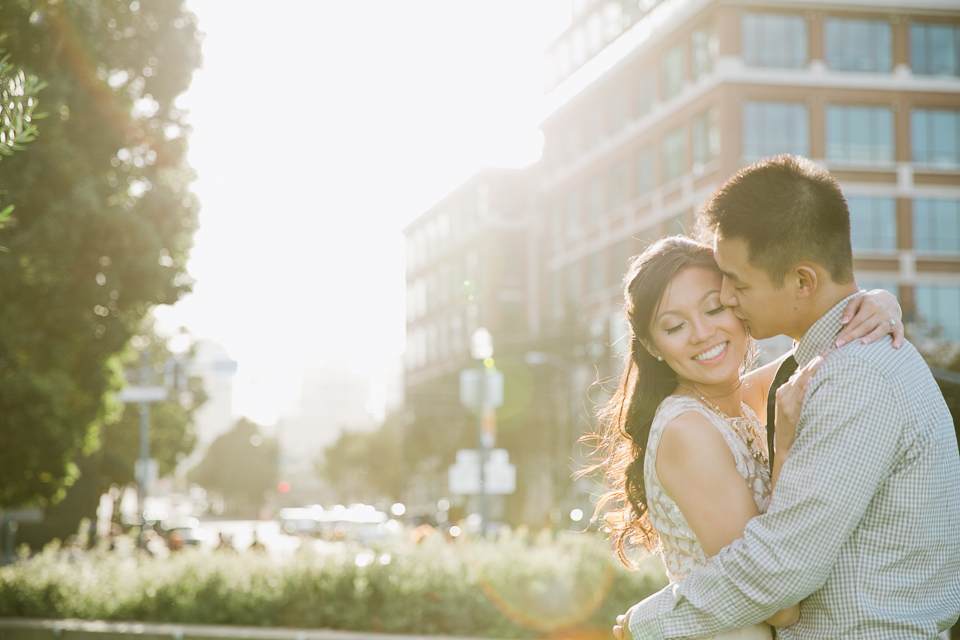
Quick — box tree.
[316,414,402,503]
[0,2,202,508]
[99,320,208,493]
[189,418,278,516]
[0,36,45,220]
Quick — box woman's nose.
[690,317,716,342]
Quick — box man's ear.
[793,265,818,299]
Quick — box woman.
[595,236,902,638]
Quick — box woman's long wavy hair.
[587,236,727,566]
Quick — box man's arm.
[627,356,903,640]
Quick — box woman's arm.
[657,412,800,627]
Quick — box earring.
[656,356,663,361]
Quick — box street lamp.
[471,328,493,534]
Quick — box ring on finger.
[886,318,897,328]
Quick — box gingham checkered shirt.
[628,293,960,639]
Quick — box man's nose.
[720,277,738,308]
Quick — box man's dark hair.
[698,155,854,288]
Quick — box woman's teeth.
[693,342,728,361]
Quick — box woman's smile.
[692,341,729,363]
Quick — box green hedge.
[0,531,666,637]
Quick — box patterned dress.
[643,394,773,640]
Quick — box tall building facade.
[403,0,960,527]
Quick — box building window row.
[743,101,960,168]
[547,108,716,241]
[548,14,959,175]
[743,13,960,76]
[847,196,960,254]
[405,250,480,322]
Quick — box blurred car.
[160,517,208,550]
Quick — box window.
[912,109,960,167]
[548,201,563,243]
[667,213,688,236]
[826,105,894,164]
[741,13,808,68]
[609,240,628,286]
[915,285,960,340]
[549,271,562,312]
[608,161,627,213]
[741,102,809,159]
[565,188,582,237]
[636,67,655,117]
[635,145,655,196]
[847,196,896,251]
[610,88,626,134]
[586,176,604,223]
[858,281,898,296]
[825,18,892,73]
[566,261,582,302]
[564,125,581,162]
[586,104,604,149]
[661,44,684,100]
[692,107,720,166]
[661,127,685,184]
[691,25,718,81]
[587,251,603,293]
[911,23,960,77]
[914,198,960,254]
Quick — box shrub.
[0,531,666,637]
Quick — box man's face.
[713,233,794,340]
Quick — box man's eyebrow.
[720,269,740,283]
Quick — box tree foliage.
[0,36,45,227]
[100,321,208,491]
[189,418,278,512]
[317,414,402,503]
[0,1,202,508]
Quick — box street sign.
[459,369,504,409]
[119,386,169,403]
[448,448,516,495]
[135,458,159,494]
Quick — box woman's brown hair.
[588,236,723,566]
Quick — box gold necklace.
[680,385,769,466]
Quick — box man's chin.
[748,327,776,340]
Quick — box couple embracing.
[598,155,960,639]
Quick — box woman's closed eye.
[706,305,725,316]
[664,323,684,335]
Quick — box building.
[188,340,238,451]
[403,0,960,526]
[402,167,547,523]
[539,0,960,353]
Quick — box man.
[619,156,960,639]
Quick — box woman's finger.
[840,295,863,325]
[892,322,904,349]
[835,309,878,347]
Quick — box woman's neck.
[676,379,743,417]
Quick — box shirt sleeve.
[628,355,903,640]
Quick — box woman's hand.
[775,350,829,456]
[836,289,903,349]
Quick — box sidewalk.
[0,619,502,640]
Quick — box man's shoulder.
[817,337,942,404]
[824,336,927,378]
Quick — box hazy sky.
[156,1,571,424]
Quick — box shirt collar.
[794,291,865,367]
